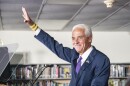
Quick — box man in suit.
[22,7,110,86]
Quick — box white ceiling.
[0,0,130,31]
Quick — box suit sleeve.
[91,55,110,86]
[34,29,73,63]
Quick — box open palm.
[22,7,34,25]
[22,7,30,22]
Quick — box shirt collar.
[79,46,93,65]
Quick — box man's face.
[72,28,91,55]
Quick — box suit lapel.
[76,46,97,83]
[76,55,94,83]
[72,51,79,78]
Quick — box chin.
[75,49,81,53]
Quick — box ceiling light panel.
[39,4,81,20]
[0,0,42,30]
[93,6,130,31]
[63,0,119,30]
[47,0,86,4]
[64,0,130,31]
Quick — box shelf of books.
[8,64,71,86]
[109,63,130,86]
[8,63,130,86]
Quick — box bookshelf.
[109,63,130,86]
[8,64,71,86]
[8,63,130,86]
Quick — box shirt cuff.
[34,28,41,36]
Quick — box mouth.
[74,45,81,50]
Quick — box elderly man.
[22,7,110,86]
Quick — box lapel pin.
[86,60,89,63]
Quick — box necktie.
[76,56,82,74]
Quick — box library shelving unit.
[8,64,71,86]
[8,63,130,86]
[109,63,130,86]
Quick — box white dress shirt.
[34,28,41,35]
[78,46,93,66]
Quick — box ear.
[89,39,92,42]
[88,40,91,42]
[88,36,92,42]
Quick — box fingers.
[24,19,26,22]
[22,7,34,25]
[22,14,25,19]
[22,7,29,21]
[22,7,27,16]
[22,14,27,23]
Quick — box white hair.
[72,24,92,37]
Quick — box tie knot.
[78,56,82,62]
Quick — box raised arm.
[22,7,38,31]
[21,7,73,63]
[22,7,34,26]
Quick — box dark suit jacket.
[35,30,110,86]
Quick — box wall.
[0,31,130,64]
